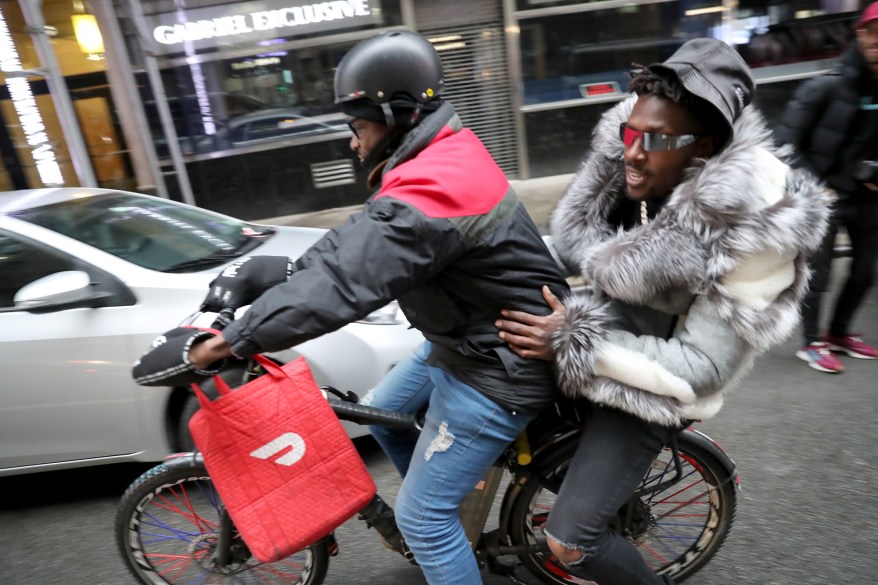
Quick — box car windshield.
[10,192,274,272]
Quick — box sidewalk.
[259,173,576,232]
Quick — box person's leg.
[801,210,838,344]
[828,200,878,338]
[359,341,434,476]
[394,367,532,585]
[797,209,846,371]
[544,402,676,585]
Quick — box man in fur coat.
[496,38,831,584]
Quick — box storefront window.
[517,0,861,179]
[732,1,858,71]
[519,1,724,105]
[131,1,403,160]
[0,0,77,188]
[148,40,354,157]
[114,0,404,218]
[519,1,860,107]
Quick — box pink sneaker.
[795,342,845,373]
[824,334,878,359]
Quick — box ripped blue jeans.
[362,341,532,585]
[544,402,676,585]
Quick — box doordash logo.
[250,432,306,466]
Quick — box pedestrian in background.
[775,1,878,373]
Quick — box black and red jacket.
[223,104,569,413]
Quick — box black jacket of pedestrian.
[774,42,878,195]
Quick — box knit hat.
[856,2,878,29]
[647,38,755,139]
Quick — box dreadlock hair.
[627,64,732,150]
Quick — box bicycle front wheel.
[509,436,736,583]
[116,461,330,585]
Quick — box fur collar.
[550,96,831,351]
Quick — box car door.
[0,229,144,472]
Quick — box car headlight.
[357,300,404,325]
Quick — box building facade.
[0,0,866,219]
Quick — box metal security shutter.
[310,159,356,189]
[415,0,519,178]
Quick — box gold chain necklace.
[640,200,649,225]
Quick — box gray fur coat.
[550,96,831,427]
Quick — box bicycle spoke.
[509,438,735,584]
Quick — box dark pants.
[544,402,676,585]
[801,197,878,344]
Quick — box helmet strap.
[408,105,423,128]
[381,102,396,130]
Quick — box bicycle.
[116,313,739,585]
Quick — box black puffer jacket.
[222,103,570,414]
[774,42,878,194]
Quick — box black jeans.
[801,196,878,343]
[544,402,676,585]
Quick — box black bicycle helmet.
[334,30,444,128]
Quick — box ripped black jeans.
[544,402,676,585]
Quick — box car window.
[231,113,346,145]
[10,192,270,272]
[0,231,78,309]
[243,117,300,141]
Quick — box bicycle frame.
[148,349,739,583]
[112,309,741,585]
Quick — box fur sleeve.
[552,292,611,398]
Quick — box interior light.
[684,6,727,17]
[71,13,104,60]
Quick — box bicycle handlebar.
[185,308,420,431]
[211,308,236,331]
[325,394,421,431]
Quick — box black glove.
[132,327,227,387]
[200,256,293,312]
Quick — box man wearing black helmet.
[135,30,569,584]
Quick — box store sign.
[149,0,379,52]
[0,8,63,186]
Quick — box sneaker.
[796,342,845,373]
[825,334,878,359]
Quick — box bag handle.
[190,354,289,411]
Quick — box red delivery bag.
[188,354,376,563]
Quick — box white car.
[0,188,423,477]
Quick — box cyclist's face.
[348,118,389,165]
[622,94,715,202]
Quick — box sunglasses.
[619,123,702,152]
[347,120,360,138]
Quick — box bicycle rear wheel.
[116,461,330,585]
[509,436,736,583]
